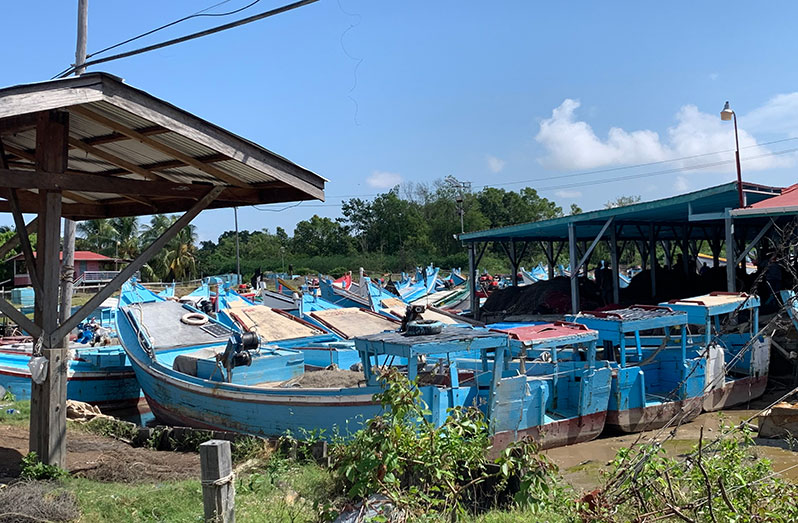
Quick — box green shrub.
[20,451,69,481]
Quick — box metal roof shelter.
[0,72,326,466]
[458,181,788,319]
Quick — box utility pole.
[234,207,241,286]
[445,175,470,235]
[59,0,87,327]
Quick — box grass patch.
[66,457,336,523]
[0,398,30,426]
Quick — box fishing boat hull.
[702,375,768,412]
[492,411,607,452]
[606,396,703,433]
[0,362,140,409]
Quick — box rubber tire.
[405,320,444,336]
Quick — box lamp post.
[280,246,286,274]
[455,194,464,234]
[720,101,745,208]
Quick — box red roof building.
[9,251,120,287]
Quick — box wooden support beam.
[0,113,39,135]
[30,109,69,468]
[610,223,620,304]
[50,185,225,344]
[70,105,247,188]
[0,294,42,338]
[8,190,43,296]
[82,125,168,146]
[67,136,162,180]
[0,217,37,260]
[725,211,735,292]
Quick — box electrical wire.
[51,0,260,79]
[54,0,321,78]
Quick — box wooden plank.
[0,113,39,135]
[200,440,235,522]
[0,167,211,197]
[50,185,225,344]
[67,136,162,180]
[71,105,248,188]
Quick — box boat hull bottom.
[702,375,768,412]
[606,396,703,433]
[491,411,607,455]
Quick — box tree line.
[0,182,644,285]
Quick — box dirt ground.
[0,424,200,484]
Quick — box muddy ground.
[546,384,798,492]
[0,424,200,484]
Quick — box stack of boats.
[0,268,777,453]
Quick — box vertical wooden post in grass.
[200,440,235,523]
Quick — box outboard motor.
[219,331,260,382]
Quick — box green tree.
[292,215,352,257]
[605,195,641,209]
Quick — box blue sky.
[2,1,798,242]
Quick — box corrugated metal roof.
[732,184,798,218]
[459,181,783,243]
[0,72,325,219]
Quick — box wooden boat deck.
[310,308,399,339]
[225,303,324,342]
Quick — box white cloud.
[535,97,796,173]
[366,170,402,189]
[674,175,689,192]
[555,189,582,198]
[486,154,506,173]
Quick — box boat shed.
[0,72,326,466]
[458,181,790,319]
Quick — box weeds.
[330,369,567,520]
[20,452,69,481]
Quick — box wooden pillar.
[200,440,235,523]
[29,110,68,467]
[610,224,619,304]
[569,223,579,313]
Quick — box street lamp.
[455,194,464,234]
[280,246,286,274]
[720,101,745,208]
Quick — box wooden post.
[610,223,619,304]
[30,110,69,467]
[200,440,235,523]
[725,209,735,292]
[649,224,657,298]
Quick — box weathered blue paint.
[567,306,705,432]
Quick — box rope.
[201,471,235,486]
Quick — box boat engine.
[219,331,260,382]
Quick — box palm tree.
[76,219,117,255]
[110,217,140,259]
[164,225,198,281]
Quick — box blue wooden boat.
[661,292,768,411]
[0,337,139,409]
[476,322,612,449]
[119,283,521,442]
[567,305,706,433]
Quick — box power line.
[55,0,321,78]
[324,137,798,200]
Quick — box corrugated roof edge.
[458,180,783,242]
[0,72,326,201]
